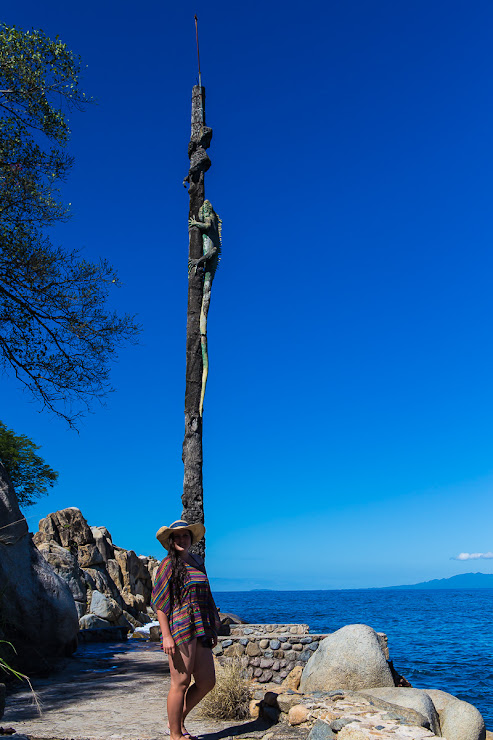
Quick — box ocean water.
[214,589,493,727]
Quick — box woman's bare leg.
[167,639,197,740]
[182,641,216,723]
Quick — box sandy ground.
[2,641,274,740]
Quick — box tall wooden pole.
[181,81,212,559]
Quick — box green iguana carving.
[188,199,222,416]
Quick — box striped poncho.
[151,556,218,646]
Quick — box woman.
[151,520,220,740]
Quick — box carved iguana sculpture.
[188,199,222,416]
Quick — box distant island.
[382,572,493,589]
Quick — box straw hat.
[156,519,205,550]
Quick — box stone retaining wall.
[229,623,310,637]
[214,623,390,685]
[213,623,328,684]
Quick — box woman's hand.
[162,635,176,656]
[212,618,221,648]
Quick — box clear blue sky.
[3,0,493,589]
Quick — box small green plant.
[0,641,42,715]
[0,640,26,682]
[200,658,250,720]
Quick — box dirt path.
[2,641,273,740]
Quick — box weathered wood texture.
[181,85,212,559]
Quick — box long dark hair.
[168,533,189,612]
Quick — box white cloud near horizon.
[452,552,493,561]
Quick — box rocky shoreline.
[0,499,489,740]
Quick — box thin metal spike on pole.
[194,15,202,89]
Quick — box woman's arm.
[156,608,176,656]
[151,558,175,655]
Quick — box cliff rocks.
[33,507,159,631]
[0,466,79,672]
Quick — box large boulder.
[426,690,485,740]
[32,507,158,633]
[106,558,124,591]
[114,547,153,608]
[35,540,86,604]
[90,591,123,622]
[91,526,114,562]
[0,464,78,672]
[300,624,394,693]
[77,543,104,568]
[79,614,112,629]
[426,687,468,712]
[360,687,440,736]
[440,701,486,740]
[83,566,121,602]
[33,507,94,549]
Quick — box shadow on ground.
[6,641,168,720]
[198,718,274,740]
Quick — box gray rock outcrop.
[35,540,86,616]
[90,591,122,621]
[358,687,485,740]
[0,464,78,672]
[424,688,459,712]
[79,614,113,630]
[360,687,440,736]
[33,507,159,632]
[91,526,114,562]
[426,689,486,740]
[439,699,486,740]
[300,624,394,693]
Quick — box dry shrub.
[200,658,250,720]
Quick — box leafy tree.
[0,420,58,506]
[0,25,140,426]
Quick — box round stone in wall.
[288,705,309,725]
[224,644,245,657]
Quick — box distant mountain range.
[383,572,493,589]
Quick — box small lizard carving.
[188,199,222,416]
